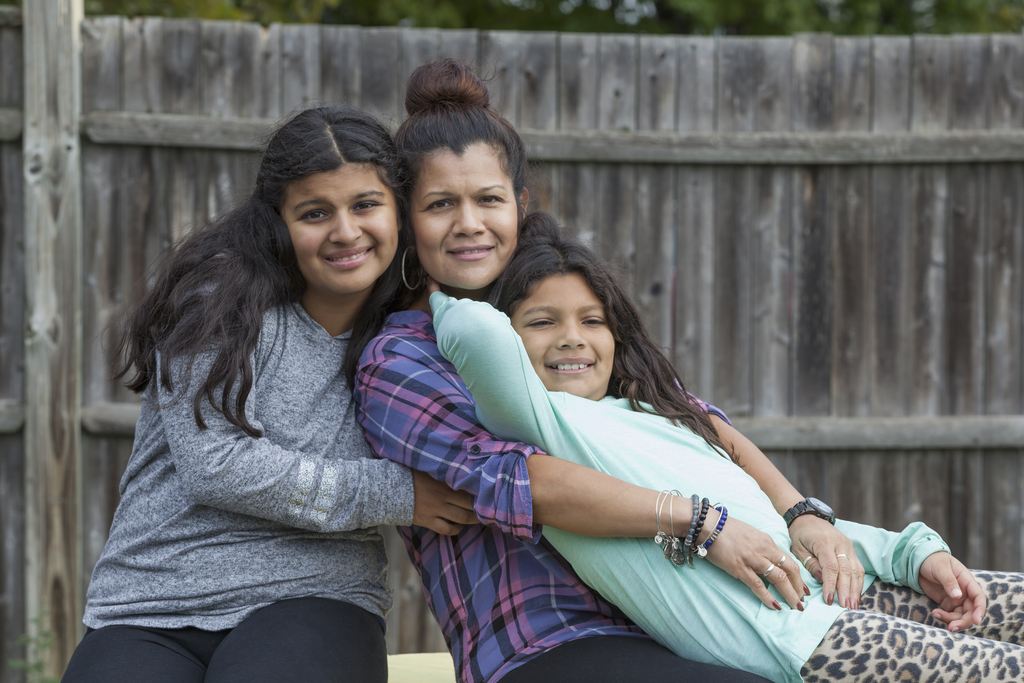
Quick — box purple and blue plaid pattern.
[354,310,728,683]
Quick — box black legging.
[498,635,772,683]
[61,597,386,683]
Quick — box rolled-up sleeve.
[356,331,542,542]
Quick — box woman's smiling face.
[410,142,520,301]
[511,273,616,402]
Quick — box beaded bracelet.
[697,505,728,557]
[682,495,699,547]
[689,497,711,553]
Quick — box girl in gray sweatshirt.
[63,106,475,683]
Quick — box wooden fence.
[1,3,1023,678]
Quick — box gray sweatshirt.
[83,302,416,631]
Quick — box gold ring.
[837,553,848,559]
[762,563,776,578]
[801,555,813,568]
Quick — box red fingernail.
[797,602,804,611]
[772,600,782,611]
[804,585,811,596]
[826,592,833,605]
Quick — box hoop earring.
[401,246,423,291]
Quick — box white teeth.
[327,251,366,263]
[457,248,489,254]
[554,364,588,371]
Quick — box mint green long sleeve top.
[431,292,949,683]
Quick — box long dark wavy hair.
[490,212,735,462]
[111,106,407,437]
[394,58,531,302]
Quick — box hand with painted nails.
[789,515,866,609]
[918,552,986,632]
[706,515,807,612]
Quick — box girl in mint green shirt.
[429,212,1023,683]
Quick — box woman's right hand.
[705,514,807,611]
[411,469,480,535]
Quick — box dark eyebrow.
[291,190,386,213]
[518,304,604,317]
[422,184,506,199]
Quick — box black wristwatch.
[782,497,836,527]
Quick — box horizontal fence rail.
[6,108,1024,163]
[0,399,978,449]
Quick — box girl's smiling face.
[410,142,520,301]
[282,163,399,335]
[511,273,616,402]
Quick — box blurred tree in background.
[2,0,1023,34]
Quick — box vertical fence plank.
[791,34,833,418]
[908,35,950,417]
[869,37,911,421]
[520,31,558,213]
[751,37,793,418]
[201,21,257,217]
[122,18,164,287]
[438,29,478,67]
[256,24,282,119]
[828,36,876,525]
[986,35,1024,418]
[674,37,716,397]
[0,22,25,682]
[830,37,872,419]
[713,37,757,417]
[557,33,597,241]
[479,31,520,125]
[984,450,1022,571]
[281,23,322,112]
[360,27,400,120]
[160,20,206,242]
[595,35,637,294]
[635,35,677,350]
[947,35,990,417]
[321,25,360,107]
[23,0,84,673]
[398,28,440,100]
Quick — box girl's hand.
[918,552,986,632]
[706,515,807,611]
[411,469,480,535]
[789,516,865,609]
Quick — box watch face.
[807,497,834,516]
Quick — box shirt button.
[470,445,481,454]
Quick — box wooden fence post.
[23,0,84,675]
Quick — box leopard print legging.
[800,572,1023,682]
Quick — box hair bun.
[404,58,490,116]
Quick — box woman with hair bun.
[354,60,863,683]
[63,106,476,683]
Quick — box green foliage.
[651,0,1024,34]
[8,612,60,683]
[4,0,1022,33]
